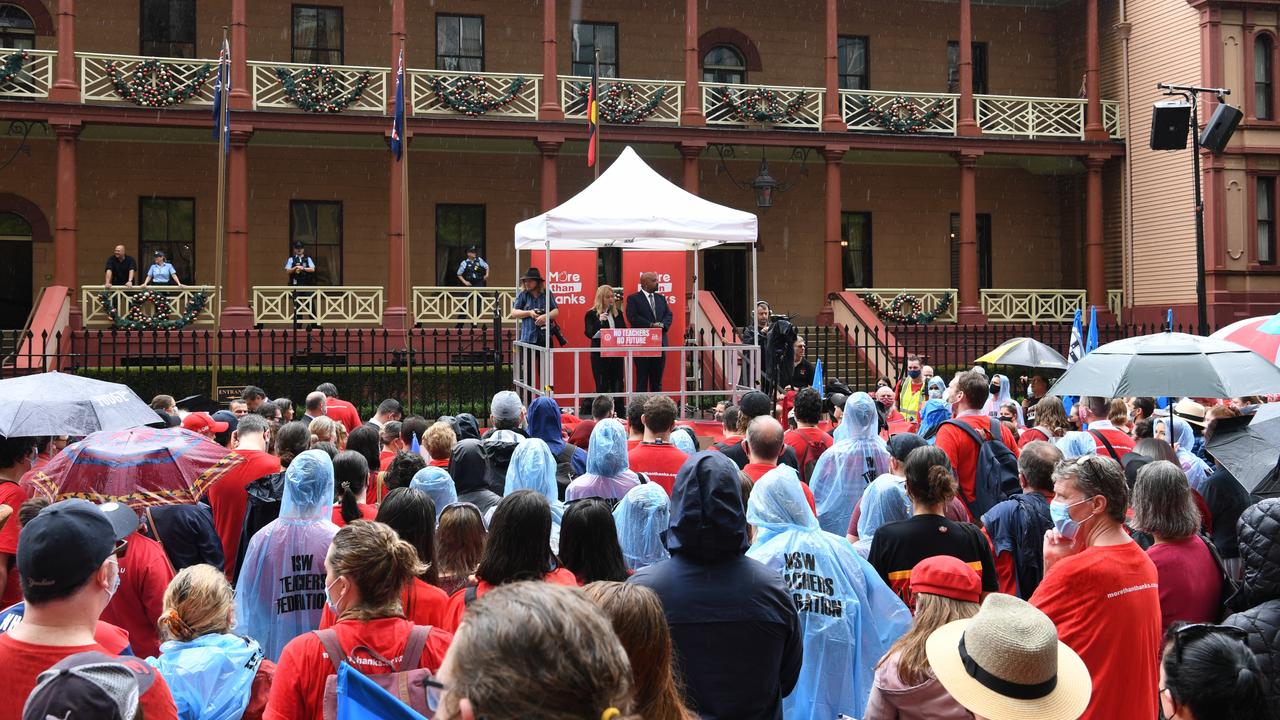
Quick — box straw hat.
[1171,398,1208,428]
[926,593,1091,720]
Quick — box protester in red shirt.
[712,404,744,451]
[1075,396,1136,462]
[101,529,174,659]
[1019,395,1070,448]
[425,421,456,468]
[934,371,1021,515]
[442,490,578,631]
[569,394,615,451]
[0,499,178,720]
[625,394,649,452]
[1030,454,1161,720]
[0,435,37,606]
[743,416,816,515]
[378,420,403,471]
[331,451,379,527]
[783,387,834,483]
[317,382,361,432]
[206,415,282,581]
[628,395,690,497]
[265,521,453,720]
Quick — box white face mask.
[324,577,344,614]
[104,559,121,601]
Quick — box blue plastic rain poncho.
[926,376,946,400]
[565,419,640,502]
[746,467,911,719]
[146,633,265,720]
[918,398,952,442]
[1057,430,1098,460]
[671,427,697,456]
[613,482,671,570]
[810,393,891,535]
[505,438,565,553]
[234,449,337,661]
[409,466,456,521]
[982,374,1025,426]
[854,474,911,558]
[1161,411,1211,491]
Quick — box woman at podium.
[585,285,626,395]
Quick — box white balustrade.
[252,286,383,326]
[80,285,218,327]
[409,70,539,118]
[703,84,823,129]
[841,90,957,135]
[79,52,218,106]
[848,288,958,323]
[250,61,387,113]
[0,49,54,99]
[981,289,1087,324]
[559,76,683,124]
[413,287,517,325]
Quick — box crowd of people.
[0,366,1275,720]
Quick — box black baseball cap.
[466,245,478,253]
[291,241,305,250]
[18,499,139,594]
[739,391,773,420]
[23,651,156,720]
[887,432,928,462]
[829,393,849,411]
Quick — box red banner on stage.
[545,251,597,403]
[601,328,663,357]
[620,251,687,393]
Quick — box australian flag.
[211,38,230,152]
[390,49,405,161]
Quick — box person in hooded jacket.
[1158,412,1212,493]
[233,450,338,662]
[480,425,523,495]
[848,433,928,557]
[566,419,642,502]
[628,451,802,720]
[918,397,952,443]
[810,393,891,536]
[746,466,910,719]
[982,374,1024,426]
[451,413,482,442]
[1223,498,1280,704]
[450,439,501,518]
[504,438,566,553]
[410,466,457,523]
[526,397,587,498]
[614,483,671,571]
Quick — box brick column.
[539,0,563,121]
[384,0,409,331]
[54,122,80,325]
[48,0,77,102]
[678,142,703,194]
[1084,156,1107,314]
[956,151,984,323]
[956,0,980,137]
[537,139,561,212]
[229,0,250,109]
[222,129,253,329]
[822,0,846,132]
[819,147,845,325]
[1083,0,1108,140]
[682,0,704,126]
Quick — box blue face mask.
[1049,497,1095,540]
[908,369,921,379]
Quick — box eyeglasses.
[1168,623,1248,665]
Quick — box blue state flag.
[390,49,405,161]
[1063,309,1084,417]
[811,358,824,398]
[336,663,429,720]
[1085,305,1099,354]
[1167,308,1174,331]
[211,38,230,153]
[410,432,421,455]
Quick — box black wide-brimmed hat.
[520,267,544,283]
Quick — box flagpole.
[593,48,601,181]
[210,26,229,401]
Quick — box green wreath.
[274,66,372,113]
[430,74,527,116]
[98,290,209,330]
[861,96,945,134]
[716,86,807,124]
[108,59,214,107]
[573,82,667,124]
[0,50,28,86]
[859,292,953,325]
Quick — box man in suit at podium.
[625,271,673,393]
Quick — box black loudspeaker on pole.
[1200,103,1243,154]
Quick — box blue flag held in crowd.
[336,663,429,720]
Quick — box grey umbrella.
[1203,413,1280,496]
[1047,331,1280,399]
[0,372,161,437]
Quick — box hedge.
[75,365,513,419]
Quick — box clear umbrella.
[0,372,161,437]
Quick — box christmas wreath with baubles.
[862,96,946,134]
[274,66,372,113]
[860,292,953,324]
[97,290,210,330]
[573,82,667,124]
[108,59,214,107]
[431,74,527,116]
[0,50,28,86]
[716,86,807,124]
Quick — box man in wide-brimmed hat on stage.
[512,267,559,346]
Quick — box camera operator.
[741,301,773,388]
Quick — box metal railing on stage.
[512,340,762,418]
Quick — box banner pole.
[210,26,230,402]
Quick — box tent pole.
[545,241,552,399]
[752,239,760,390]
[692,246,700,399]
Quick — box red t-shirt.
[330,503,379,527]
[428,458,450,468]
[1030,541,1161,720]
[934,414,1021,507]
[626,438,641,452]
[379,451,396,471]
[569,419,596,450]
[714,434,744,450]
[442,568,578,632]
[1018,427,1051,448]
[324,399,362,432]
[1147,536,1223,632]
[208,448,282,580]
[628,442,689,496]
[783,427,835,483]
[743,463,818,515]
[1087,426,1136,462]
[0,634,178,720]
[319,579,450,630]
[0,481,27,606]
[100,531,174,659]
[263,617,452,720]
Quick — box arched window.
[1257,34,1274,120]
[0,4,35,50]
[702,45,746,85]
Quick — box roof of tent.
[513,146,758,251]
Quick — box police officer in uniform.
[284,241,316,286]
[456,246,489,287]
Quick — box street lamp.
[712,145,810,211]
[751,158,778,209]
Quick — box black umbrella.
[0,372,160,437]
[1203,413,1280,496]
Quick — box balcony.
[409,69,540,119]
[560,76,683,124]
[702,84,825,130]
[0,49,55,100]
[251,286,384,326]
[250,61,388,113]
[850,288,1124,324]
[81,286,218,328]
[79,52,219,106]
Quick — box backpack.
[314,626,440,720]
[943,417,1020,522]
[553,443,580,499]
[792,435,829,484]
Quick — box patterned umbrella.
[1209,314,1280,365]
[23,427,244,509]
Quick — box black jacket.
[142,503,224,573]
[584,307,625,347]
[624,289,673,344]
[1224,498,1280,704]
[1200,465,1255,560]
[628,451,802,720]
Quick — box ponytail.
[903,445,957,506]
[333,451,371,524]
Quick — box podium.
[600,328,663,357]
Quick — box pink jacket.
[863,650,974,720]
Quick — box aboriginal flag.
[587,62,599,167]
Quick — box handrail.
[80,285,218,328]
[251,286,384,326]
[0,49,54,99]
[412,286,517,325]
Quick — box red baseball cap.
[911,555,982,604]
[182,412,228,434]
